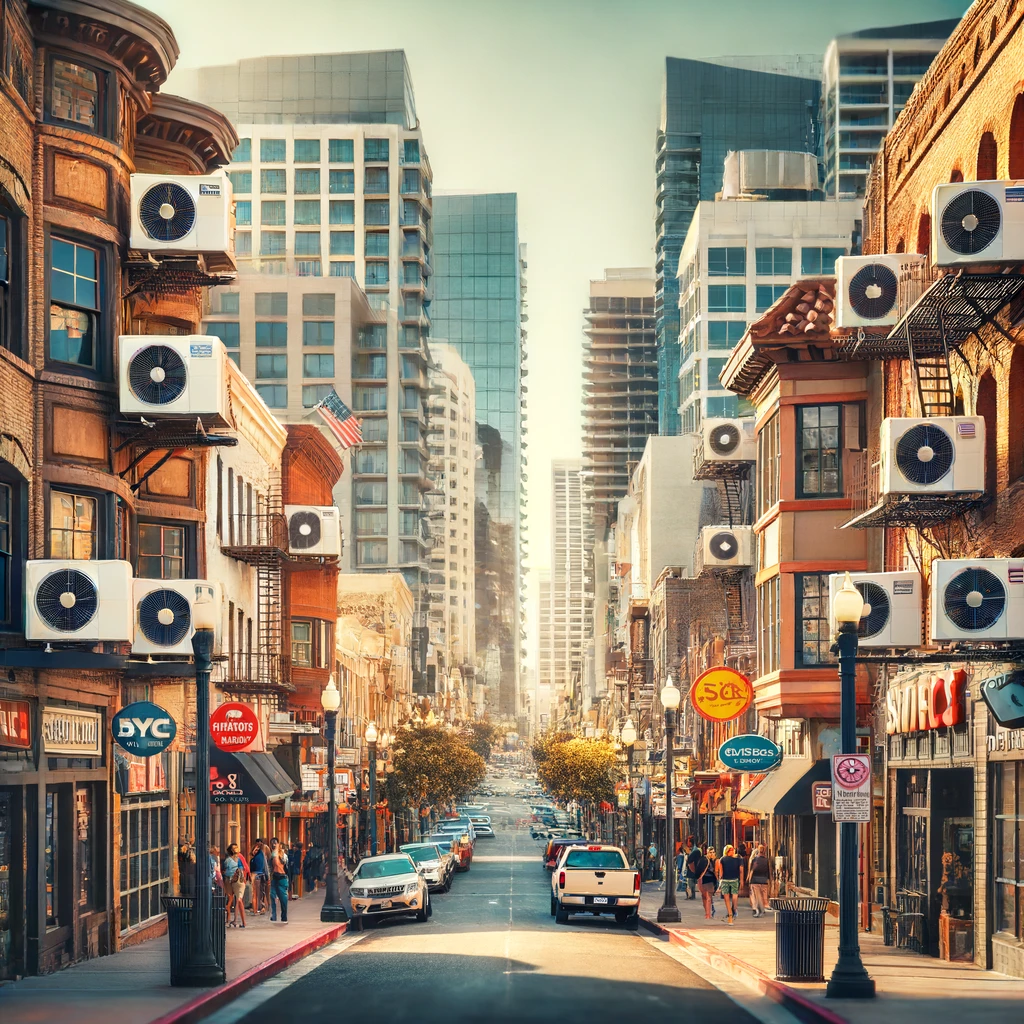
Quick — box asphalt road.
[230,778,759,1024]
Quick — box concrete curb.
[147,922,348,1024]
[640,915,848,1024]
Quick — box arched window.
[1010,95,1024,178]
[950,168,964,183]
[1010,347,1024,482]
[916,212,931,255]
[977,132,998,179]
[977,371,998,496]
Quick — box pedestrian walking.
[288,841,303,900]
[684,839,701,900]
[250,839,268,914]
[645,840,659,882]
[177,839,196,897]
[209,845,223,893]
[748,843,771,917]
[223,843,248,928]
[717,844,741,924]
[268,838,290,923]
[698,846,718,919]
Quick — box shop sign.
[0,698,31,749]
[980,671,1024,730]
[812,781,833,814]
[112,700,176,757]
[718,734,782,772]
[885,669,967,735]
[831,754,871,823]
[42,706,102,756]
[986,723,1024,753]
[210,702,260,751]
[689,667,753,723]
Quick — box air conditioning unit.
[284,506,342,557]
[834,254,927,328]
[699,525,753,569]
[119,335,229,420]
[828,572,922,648]
[132,579,220,657]
[130,173,232,254]
[26,560,133,642]
[932,180,1024,266]
[880,417,985,495]
[930,559,1024,641]
[702,418,756,462]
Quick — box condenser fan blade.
[709,423,741,456]
[943,567,1005,631]
[138,182,197,242]
[289,510,322,550]
[709,531,738,561]
[940,189,1001,255]
[856,581,891,638]
[35,569,98,632]
[895,424,954,485]
[848,264,898,320]
[127,345,188,405]
[138,589,192,646]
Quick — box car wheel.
[351,916,364,933]
[615,910,628,925]
[550,895,557,917]
[416,898,429,923]
[555,901,570,924]
[625,911,639,931]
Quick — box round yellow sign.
[689,667,753,723]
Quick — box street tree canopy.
[464,720,502,762]
[385,724,486,810]
[536,737,618,805]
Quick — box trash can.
[769,896,830,982]
[162,894,228,986]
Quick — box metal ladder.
[910,325,955,418]
[257,485,285,694]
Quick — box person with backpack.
[698,846,718,920]
[268,837,289,923]
[748,843,771,918]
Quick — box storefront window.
[45,790,58,926]
[995,761,1024,940]
[76,785,96,910]
[119,783,170,933]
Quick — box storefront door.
[0,787,20,980]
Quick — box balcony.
[221,512,288,564]
[213,651,292,700]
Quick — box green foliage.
[464,720,502,762]
[536,737,618,805]
[384,724,486,811]
[531,730,571,766]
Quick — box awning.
[737,758,831,816]
[211,748,295,805]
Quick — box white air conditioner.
[284,506,342,557]
[26,560,133,642]
[699,525,753,569]
[828,572,922,648]
[834,254,928,328]
[702,418,756,462]
[932,180,1024,266]
[130,173,233,254]
[930,559,1024,641]
[119,335,229,420]
[132,579,220,657]
[880,417,985,495]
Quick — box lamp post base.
[177,957,224,987]
[320,903,349,923]
[656,904,681,924]
[826,959,876,999]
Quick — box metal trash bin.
[881,906,895,946]
[162,894,228,986]
[769,896,830,982]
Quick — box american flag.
[315,389,362,450]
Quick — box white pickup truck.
[550,844,641,929]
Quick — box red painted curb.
[641,915,848,1024]
[148,922,347,1024]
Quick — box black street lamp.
[320,675,347,922]
[183,587,221,984]
[620,717,637,866]
[365,721,378,855]
[826,573,876,1000]
[657,676,681,924]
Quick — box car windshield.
[564,850,627,869]
[404,846,442,863]
[354,857,414,879]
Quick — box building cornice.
[136,93,239,172]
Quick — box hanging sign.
[812,781,833,814]
[831,754,871,823]
[210,702,260,751]
[0,698,31,750]
[112,701,176,757]
[42,707,102,756]
[718,734,782,772]
[885,669,967,735]
[689,667,753,723]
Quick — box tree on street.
[536,736,618,805]
[464,719,502,762]
[385,724,486,813]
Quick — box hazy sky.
[141,0,966,648]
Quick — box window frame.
[0,471,25,629]
[757,574,782,678]
[135,520,194,580]
[757,410,781,518]
[795,572,837,667]
[0,198,25,357]
[796,403,844,499]
[46,231,109,378]
[291,619,313,668]
[45,54,110,137]
[47,485,108,559]
[706,284,746,313]
[706,246,746,277]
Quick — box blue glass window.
[329,200,354,225]
[49,237,99,368]
[330,261,355,277]
[228,171,251,195]
[403,140,420,163]
[255,322,287,347]
[755,247,792,276]
[365,200,390,226]
[329,170,355,194]
[707,285,745,313]
[294,139,320,163]
[365,262,389,286]
[365,168,389,194]
[800,247,847,275]
[232,139,251,162]
[329,139,354,163]
[294,169,320,195]
[707,247,746,276]
[294,200,320,225]
[235,200,252,226]
[329,231,355,256]
[303,321,334,346]
[261,200,285,225]
[302,384,332,408]
[256,384,287,407]
[303,353,334,378]
[294,232,321,256]
[205,322,239,348]
[706,321,746,349]
[365,232,389,257]
[255,354,287,379]
[260,231,286,255]
[260,169,286,194]
[756,284,788,312]
[364,138,389,162]
[260,139,285,162]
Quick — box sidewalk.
[0,891,346,1024]
[640,888,1024,1024]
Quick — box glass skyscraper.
[656,58,821,435]
[431,193,524,720]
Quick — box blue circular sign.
[718,734,783,773]
[112,700,176,757]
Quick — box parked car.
[551,844,641,928]
[348,853,432,928]
[424,832,461,869]
[543,836,590,870]
[400,842,455,892]
[469,815,495,838]
[433,825,474,871]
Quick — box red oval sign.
[210,702,259,751]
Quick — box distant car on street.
[543,836,590,870]
[400,842,455,892]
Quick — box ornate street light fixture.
[319,676,347,922]
[365,721,379,855]
[657,676,681,924]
